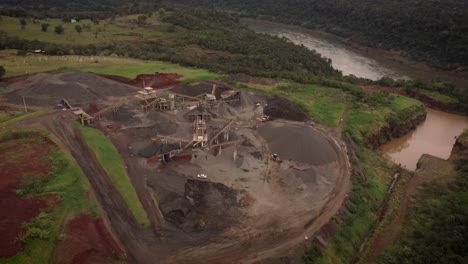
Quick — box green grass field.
[81,62,224,82]
[307,148,395,264]
[0,108,51,129]
[459,130,468,146]
[418,89,459,104]
[344,95,425,144]
[0,130,100,264]
[234,81,351,127]
[0,49,223,82]
[0,14,172,45]
[75,124,150,226]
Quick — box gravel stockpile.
[264,96,308,121]
[258,122,337,165]
[171,82,233,98]
[9,72,138,106]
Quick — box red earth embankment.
[0,133,57,258]
[98,73,182,89]
[51,214,123,264]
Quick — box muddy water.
[380,108,468,170]
[246,19,468,85]
[247,20,405,80]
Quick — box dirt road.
[16,112,161,263]
[9,109,351,263]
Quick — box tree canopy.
[172,0,468,71]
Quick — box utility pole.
[22,96,28,112]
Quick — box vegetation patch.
[235,81,351,127]
[417,89,460,105]
[0,15,170,45]
[0,108,51,128]
[303,148,395,263]
[80,61,223,82]
[377,168,468,263]
[0,7,339,83]
[357,168,412,263]
[0,129,99,263]
[344,92,425,145]
[173,0,468,70]
[75,123,150,226]
[0,49,223,82]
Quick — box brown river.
[380,109,468,170]
[246,20,468,170]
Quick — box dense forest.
[172,0,468,71]
[0,0,137,12]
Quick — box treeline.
[0,0,155,12]
[377,133,468,264]
[351,76,468,114]
[162,8,339,77]
[0,1,162,20]
[171,0,468,71]
[377,78,468,114]
[0,7,340,80]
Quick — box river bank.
[380,108,468,170]
[357,129,468,263]
[244,18,468,87]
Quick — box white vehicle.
[197,174,208,179]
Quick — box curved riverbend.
[246,19,468,86]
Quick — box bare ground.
[5,78,351,263]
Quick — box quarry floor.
[2,72,351,263]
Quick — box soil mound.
[9,72,138,106]
[99,73,181,89]
[171,82,234,98]
[107,106,134,122]
[158,179,241,233]
[138,141,180,158]
[264,95,308,121]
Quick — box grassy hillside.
[76,124,150,226]
[0,49,223,82]
[0,13,174,45]
[236,81,351,127]
[0,7,339,80]
[344,92,425,145]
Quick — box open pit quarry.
[3,72,351,263]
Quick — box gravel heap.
[10,72,138,106]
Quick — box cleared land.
[0,14,171,45]
[0,61,431,263]
[0,49,223,81]
[0,130,123,264]
[1,71,351,263]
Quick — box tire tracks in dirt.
[42,114,161,263]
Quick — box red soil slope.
[51,214,123,264]
[98,72,182,89]
[0,135,56,258]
